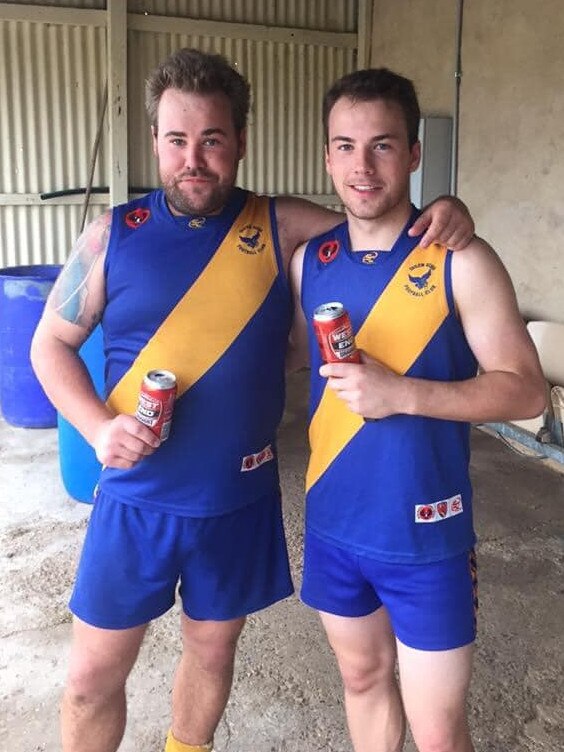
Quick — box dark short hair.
[145,47,251,134]
[322,68,420,147]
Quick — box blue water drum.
[57,324,105,503]
[0,264,62,427]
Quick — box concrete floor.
[1,370,563,752]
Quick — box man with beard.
[31,49,475,752]
[288,67,545,752]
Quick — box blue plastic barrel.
[0,264,62,427]
[58,324,105,503]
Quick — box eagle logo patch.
[238,224,265,255]
[404,262,437,297]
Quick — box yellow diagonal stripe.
[306,244,448,491]
[107,195,277,415]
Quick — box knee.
[411,716,470,752]
[182,619,245,674]
[338,649,396,696]
[65,657,127,706]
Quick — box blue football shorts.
[69,491,294,629]
[301,530,478,651]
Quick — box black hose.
[40,187,155,200]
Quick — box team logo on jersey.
[404,261,437,297]
[361,251,378,264]
[241,444,274,472]
[415,494,464,523]
[188,217,206,229]
[125,208,150,228]
[318,240,340,264]
[238,224,265,254]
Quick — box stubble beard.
[163,178,234,217]
[161,162,239,217]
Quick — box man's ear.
[151,125,158,157]
[324,144,331,176]
[410,140,421,173]
[238,128,247,160]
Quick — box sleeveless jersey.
[301,208,478,563]
[99,188,292,516]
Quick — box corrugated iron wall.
[0,0,357,267]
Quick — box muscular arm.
[286,243,309,372]
[275,195,475,274]
[321,238,546,422]
[30,211,159,466]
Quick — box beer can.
[135,370,177,441]
[313,302,360,363]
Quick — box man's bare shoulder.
[48,209,112,328]
[450,235,508,279]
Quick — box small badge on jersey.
[238,224,265,254]
[318,240,340,264]
[415,494,463,523]
[241,444,274,472]
[361,251,378,264]
[188,217,206,229]
[405,261,437,297]
[125,208,151,228]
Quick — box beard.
[162,169,236,217]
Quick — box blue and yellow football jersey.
[301,208,478,563]
[99,188,292,516]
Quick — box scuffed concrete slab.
[1,370,563,751]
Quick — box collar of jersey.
[156,187,248,230]
[343,205,422,266]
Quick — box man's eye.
[204,138,220,146]
[170,138,184,146]
[375,142,390,151]
[337,143,353,151]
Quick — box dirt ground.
[1,370,563,752]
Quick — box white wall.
[371,0,564,324]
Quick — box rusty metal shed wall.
[0,1,358,267]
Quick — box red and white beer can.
[313,302,360,363]
[135,370,177,441]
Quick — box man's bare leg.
[170,614,246,746]
[61,617,147,752]
[397,640,475,752]
[320,608,405,752]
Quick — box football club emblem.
[318,240,340,264]
[125,208,150,228]
[237,224,265,254]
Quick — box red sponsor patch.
[415,494,464,523]
[125,207,150,228]
[437,501,448,518]
[241,444,274,472]
[450,497,463,514]
[417,505,435,521]
[318,240,340,264]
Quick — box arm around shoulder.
[274,196,343,273]
[286,242,310,372]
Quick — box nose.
[353,146,376,174]
[183,141,206,171]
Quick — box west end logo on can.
[137,393,162,425]
[329,325,356,359]
[237,224,265,254]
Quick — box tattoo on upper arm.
[50,212,110,326]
